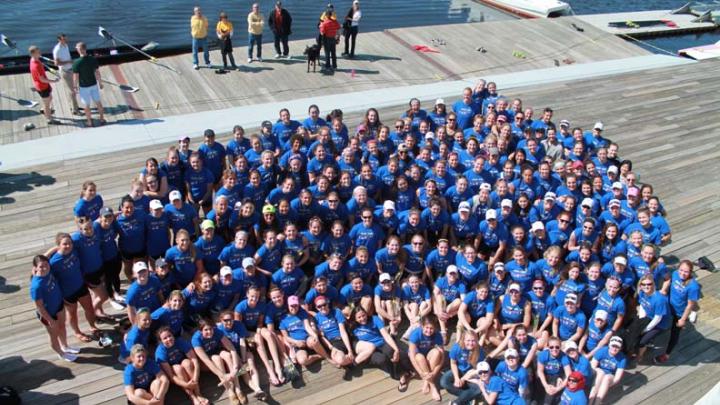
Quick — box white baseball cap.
[379,273,392,283]
[446,265,459,275]
[501,199,513,208]
[531,221,545,232]
[581,198,594,208]
[169,190,182,201]
[594,310,609,321]
[504,348,519,359]
[242,257,255,269]
[485,210,497,220]
[133,261,148,274]
[383,200,396,211]
[149,199,163,210]
[544,192,557,202]
[614,256,627,266]
[594,122,604,131]
[220,266,233,277]
[458,201,471,213]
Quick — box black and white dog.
[303,44,321,73]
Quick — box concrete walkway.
[0,54,693,171]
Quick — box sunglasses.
[558,219,569,223]
[316,303,328,308]
[478,370,489,374]
[641,283,653,286]
[568,378,579,383]
[549,346,560,349]
[328,199,339,203]
[533,286,544,290]
[222,318,233,322]
[362,216,372,220]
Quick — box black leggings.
[367,342,412,380]
[103,256,122,296]
[666,314,682,354]
[344,26,358,56]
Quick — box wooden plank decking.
[0,16,649,145]
[1,24,720,405]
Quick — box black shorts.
[120,249,147,261]
[36,304,64,326]
[37,87,52,98]
[329,338,348,353]
[84,270,104,287]
[64,285,90,304]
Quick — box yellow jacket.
[247,12,265,35]
[191,15,208,38]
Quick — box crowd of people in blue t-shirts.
[28,79,703,405]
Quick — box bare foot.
[422,380,430,394]
[430,384,441,401]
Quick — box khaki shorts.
[60,68,74,91]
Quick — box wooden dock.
[576,10,718,38]
[0,16,649,145]
[1,18,720,405]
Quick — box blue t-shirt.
[448,342,484,374]
[49,251,85,298]
[314,308,346,340]
[537,349,569,377]
[165,246,198,287]
[164,202,198,238]
[374,248,402,277]
[669,271,701,317]
[638,291,671,330]
[145,212,171,257]
[499,294,527,324]
[194,235,225,275]
[151,306,184,336]
[183,285,217,314]
[352,315,386,347]
[435,276,467,302]
[560,388,588,405]
[155,337,192,366]
[115,211,146,253]
[593,346,626,374]
[123,359,161,390]
[71,231,103,275]
[552,306,587,341]
[126,275,162,311]
[121,325,150,358]
[486,375,524,405]
[401,284,431,304]
[271,267,305,296]
[93,221,119,261]
[184,167,215,201]
[495,360,529,393]
[279,310,311,341]
[408,327,443,355]
[191,327,224,355]
[234,299,267,330]
[463,290,495,319]
[455,251,488,286]
[74,195,104,221]
[218,320,249,351]
[30,273,64,315]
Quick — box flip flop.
[398,374,409,392]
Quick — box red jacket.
[320,18,341,38]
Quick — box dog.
[303,44,320,73]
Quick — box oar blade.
[98,26,113,40]
[141,41,159,52]
[119,84,139,93]
[1,34,16,49]
[18,99,39,108]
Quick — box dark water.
[567,0,720,53]
[0,0,717,57]
[0,0,509,55]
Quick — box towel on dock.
[413,45,440,53]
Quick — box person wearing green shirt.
[72,42,105,127]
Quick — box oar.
[1,33,19,54]
[141,42,159,52]
[40,56,140,93]
[98,26,180,74]
[0,92,38,108]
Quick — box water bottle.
[98,332,113,348]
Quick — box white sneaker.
[206,62,212,67]
[59,352,78,362]
[113,293,126,303]
[275,53,281,59]
[285,54,291,59]
[63,346,81,354]
[109,300,125,311]
[193,64,199,70]
[247,58,253,63]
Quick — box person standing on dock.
[191,6,210,70]
[29,46,60,125]
[268,1,292,59]
[342,0,362,58]
[216,11,238,70]
[52,34,79,115]
[247,3,265,63]
[72,42,105,127]
[319,5,341,72]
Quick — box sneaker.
[654,354,669,364]
[206,62,212,67]
[247,58,253,63]
[193,64,199,70]
[63,346,81,354]
[257,57,262,62]
[284,54,291,59]
[109,299,125,311]
[689,311,698,323]
[275,53,281,59]
[59,352,78,362]
[118,354,128,364]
